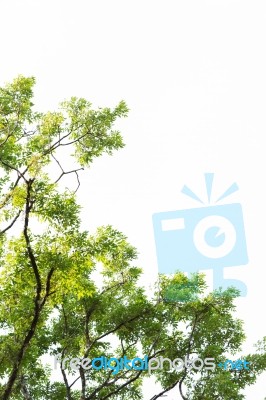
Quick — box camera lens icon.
[193,215,237,259]
[152,174,249,298]
[153,203,248,273]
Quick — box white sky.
[0,0,266,398]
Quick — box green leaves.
[60,97,128,166]
[0,75,35,121]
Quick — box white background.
[0,0,265,398]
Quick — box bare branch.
[60,351,73,400]
[150,380,180,400]
[2,179,42,400]
[0,159,28,183]
[23,179,42,294]
[74,170,81,193]
[0,210,21,234]
[54,167,84,185]
[19,375,32,400]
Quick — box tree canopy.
[0,76,265,400]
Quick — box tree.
[0,76,265,400]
